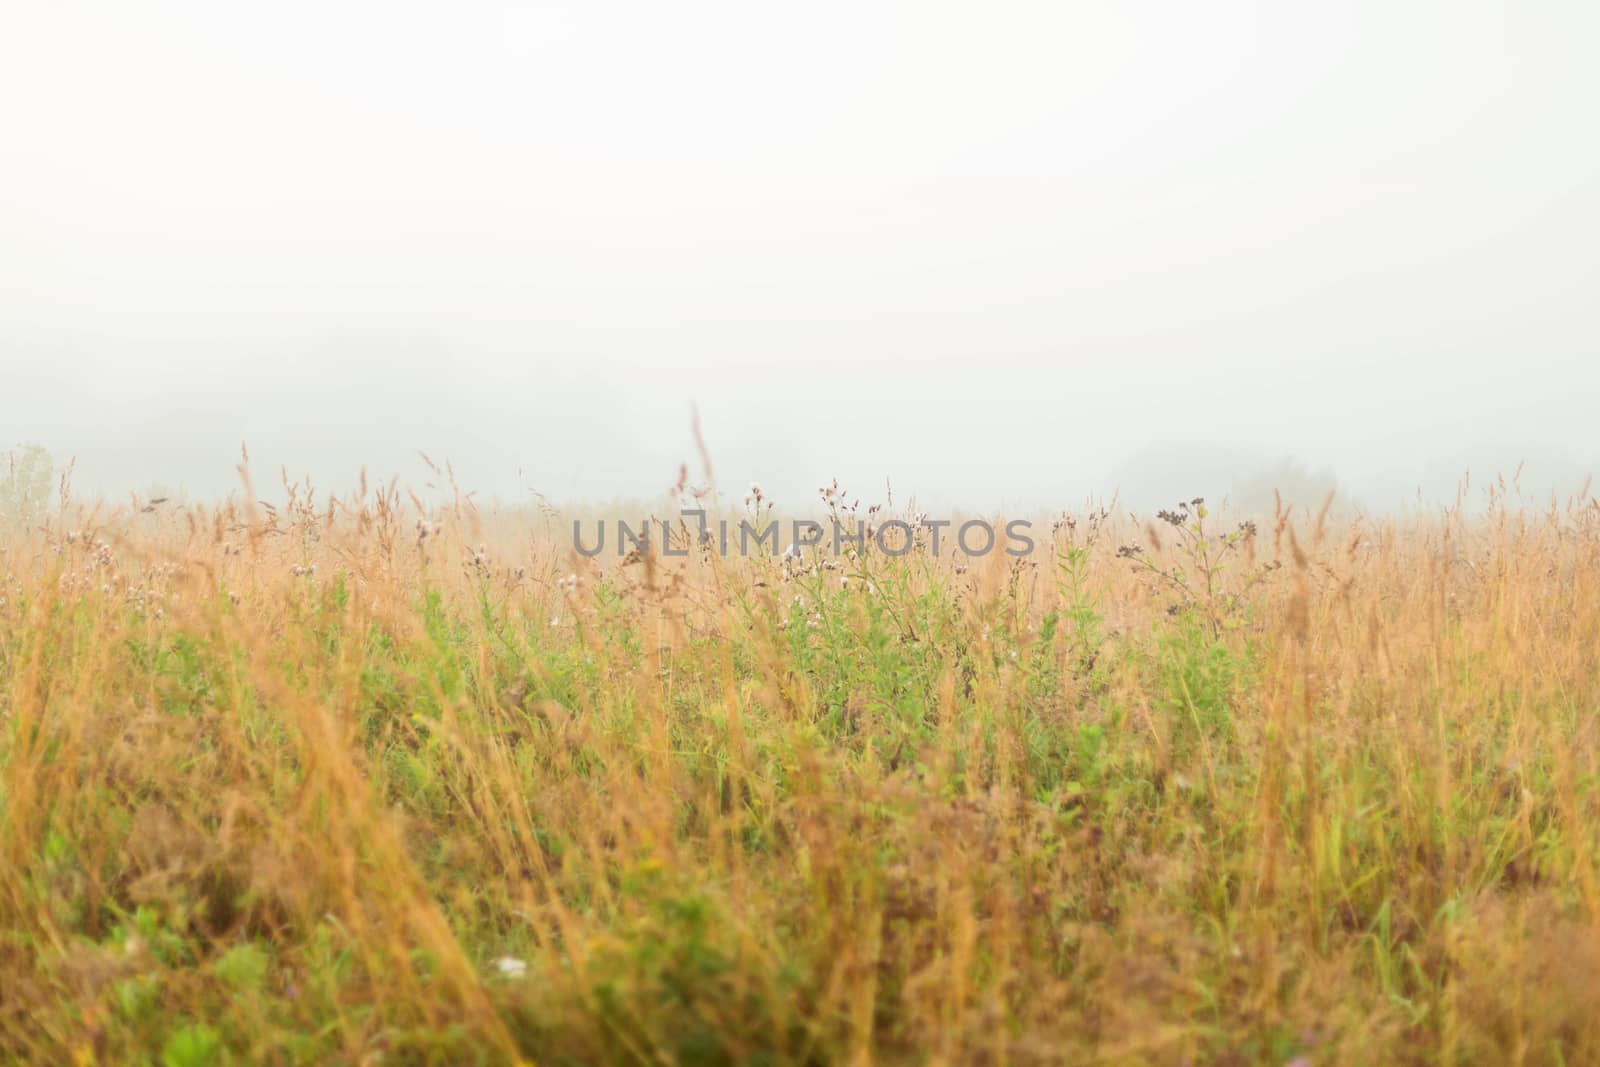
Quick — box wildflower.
[494,956,528,980]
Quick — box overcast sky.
[3,1,1597,512]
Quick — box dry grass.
[2,467,1600,1065]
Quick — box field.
[3,467,1600,1065]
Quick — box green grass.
[3,493,1600,1064]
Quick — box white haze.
[3,1,1597,513]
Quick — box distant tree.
[1230,458,1345,517]
[0,445,55,528]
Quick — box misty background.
[3,2,1597,514]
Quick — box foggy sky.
[3,1,1598,513]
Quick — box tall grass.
[2,469,1599,1064]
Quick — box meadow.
[3,462,1599,1065]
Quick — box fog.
[3,2,1597,513]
